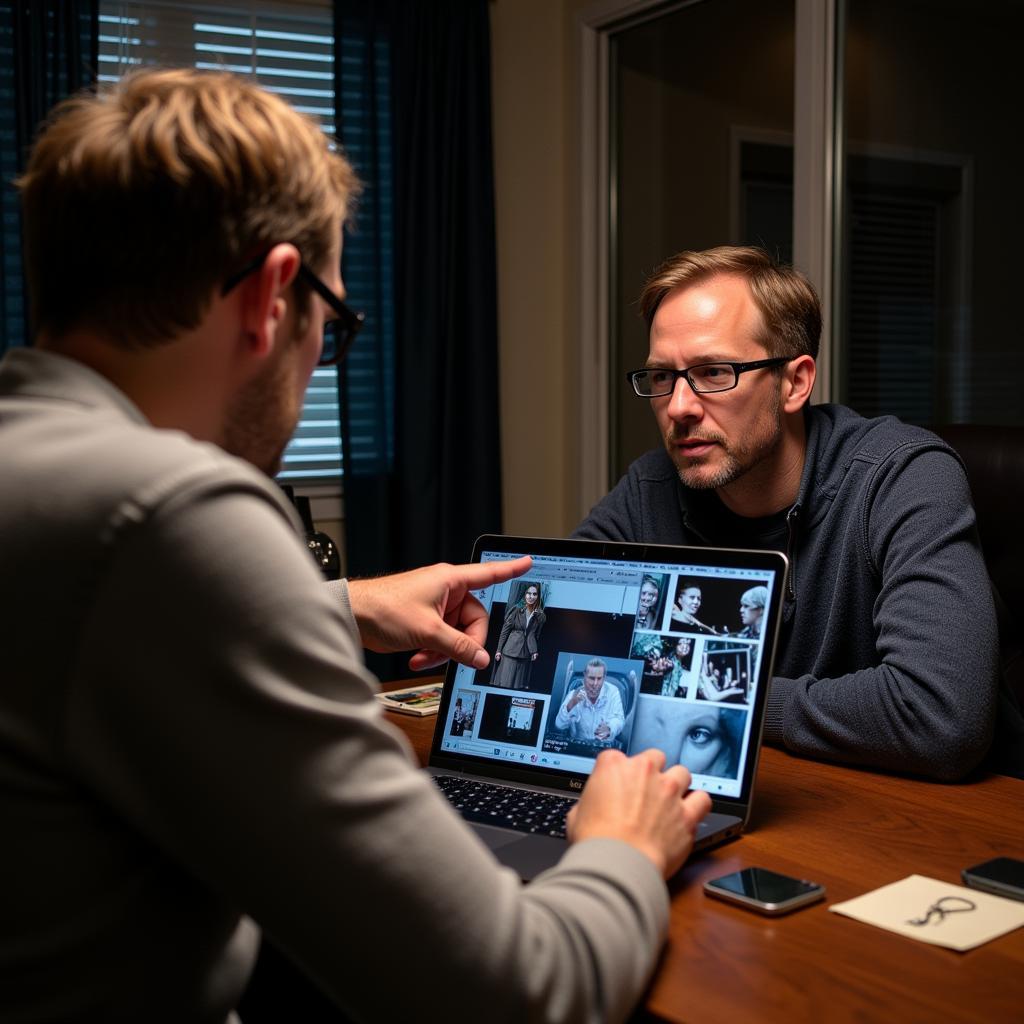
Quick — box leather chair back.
[933,424,1024,708]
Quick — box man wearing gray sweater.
[0,69,710,1022]
[575,246,1013,781]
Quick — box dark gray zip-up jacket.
[574,404,999,780]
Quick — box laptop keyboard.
[434,775,577,838]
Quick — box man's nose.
[666,374,704,421]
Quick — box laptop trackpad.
[473,823,566,881]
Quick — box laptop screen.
[433,536,786,801]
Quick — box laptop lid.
[429,535,787,829]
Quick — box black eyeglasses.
[626,357,796,397]
[222,253,366,367]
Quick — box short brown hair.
[18,66,360,346]
[638,246,821,359]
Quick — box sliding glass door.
[593,0,1023,498]
[609,0,796,480]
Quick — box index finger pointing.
[456,555,533,590]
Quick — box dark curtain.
[335,0,503,679]
[0,1,98,352]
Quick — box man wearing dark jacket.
[574,245,1017,780]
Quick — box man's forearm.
[764,660,995,780]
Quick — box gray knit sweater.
[0,348,669,1023]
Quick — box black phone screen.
[710,867,820,901]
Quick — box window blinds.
[98,0,347,484]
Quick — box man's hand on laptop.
[348,556,533,672]
[566,749,712,879]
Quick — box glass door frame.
[574,0,842,518]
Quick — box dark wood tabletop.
[381,679,1024,1023]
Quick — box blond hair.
[18,66,360,346]
[638,246,821,359]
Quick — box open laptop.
[426,535,788,880]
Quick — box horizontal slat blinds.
[846,190,939,424]
[97,0,348,484]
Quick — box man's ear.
[239,243,301,358]
[782,354,816,413]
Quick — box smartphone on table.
[962,857,1024,902]
[703,866,826,916]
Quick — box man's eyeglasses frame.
[625,356,797,398]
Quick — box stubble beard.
[223,348,301,477]
[665,390,784,492]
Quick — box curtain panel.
[334,0,503,679]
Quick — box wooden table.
[382,682,1024,1024]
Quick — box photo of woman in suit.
[492,581,547,690]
